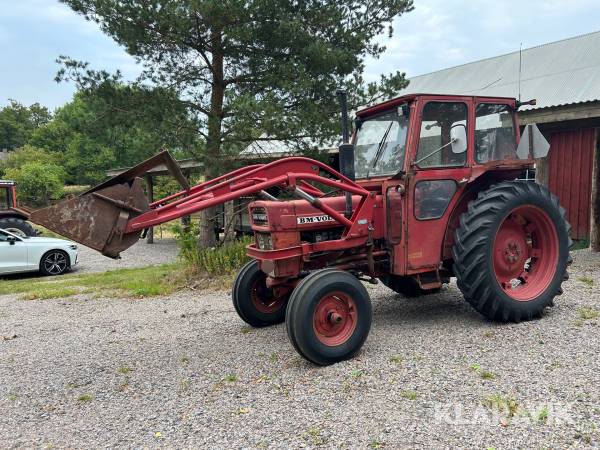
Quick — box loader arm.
[30,151,377,258]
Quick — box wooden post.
[146,175,154,244]
[535,157,549,188]
[182,170,191,233]
[591,129,600,252]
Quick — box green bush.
[4,162,65,207]
[0,144,62,177]
[172,223,251,275]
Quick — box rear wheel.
[286,270,372,366]
[453,181,571,322]
[379,274,441,297]
[40,250,70,276]
[232,260,289,327]
[0,217,35,237]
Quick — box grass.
[399,390,417,400]
[117,367,132,375]
[0,263,187,300]
[470,363,496,380]
[579,307,600,320]
[77,394,93,403]
[389,354,403,364]
[572,239,590,250]
[350,369,364,378]
[224,374,238,382]
[578,276,595,288]
[536,406,549,423]
[483,394,519,419]
[173,226,251,276]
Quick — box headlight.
[69,244,78,250]
[255,233,273,250]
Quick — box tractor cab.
[353,93,526,180]
[0,180,17,210]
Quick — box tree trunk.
[223,201,236,242]
[591,129,600,252]
[198,27,225,249]
[145,175,154,244]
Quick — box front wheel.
[286,270,372,366]
[452,181,572,322]
[232,260,289,327]
[40,250,70,276]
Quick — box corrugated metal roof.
[397,31,600,111]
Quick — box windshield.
[354,108,409,179]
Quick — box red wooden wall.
[547,128,596,240]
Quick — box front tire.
[40,250,70,276]
[232,260,288,327]
[452,181,571,322]
[285,270,372,366]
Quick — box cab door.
[405,97,473,273]
[0,230,29,274]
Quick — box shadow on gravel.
[372,287,484,326]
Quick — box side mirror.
[450,124,467,154]
[7,236,17,245]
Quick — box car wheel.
[40,250,70,276]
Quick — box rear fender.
[0,210,29,221]
[442,170,527,262]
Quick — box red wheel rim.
[313,291,357,346]
[250,276,285,314]
[492,205,559,301]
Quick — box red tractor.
[0,180,36,237]
[31,92,571,365]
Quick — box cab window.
[0,188,8,209]
[416,102,468,168]
[475,103,517,163]
[0,231,8,242]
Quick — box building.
[395,31,600,243]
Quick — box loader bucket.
[29,151,188,258]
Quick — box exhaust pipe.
[336,89,355,219]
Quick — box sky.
[1,0,600,111]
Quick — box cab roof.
[356,93,518,117]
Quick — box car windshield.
[354,108,409,179]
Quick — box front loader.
[30,92,572,365]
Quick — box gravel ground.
[1,250,599,449]
[72,238,179,274]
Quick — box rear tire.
[0,217,35,237]
[232,260,288,327]
[452,181,571,322]
[285,270,372,366]
[379,274,441,297]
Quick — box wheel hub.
[250,276,285,314]
[492,206,559,301]
[313,292,357,346]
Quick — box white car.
[0,228,79,276]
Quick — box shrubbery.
[4,162,65,207]
[172,222,251,275]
